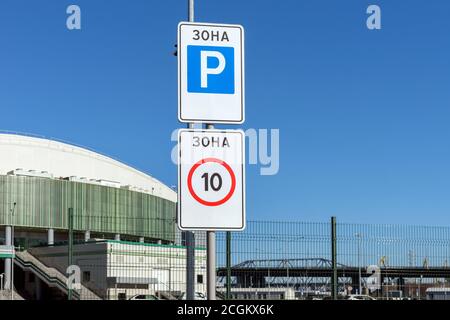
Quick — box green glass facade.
[0,175,176,242]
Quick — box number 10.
[201,172,222,191]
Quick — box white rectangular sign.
[178,129,245,230]
[178,22,245,124]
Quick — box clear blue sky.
[1,1,450,225]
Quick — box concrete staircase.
[0,290,25,300]
[14,251,101,300]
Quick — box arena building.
[0,133,206,300]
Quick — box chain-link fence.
[4,217,450,300]
[217,220,450,300]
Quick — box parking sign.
[178,22,245,124]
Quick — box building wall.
[217,287,297,300]
[29,241,207,300]
[0,175,176,242]
[106,241,207,298]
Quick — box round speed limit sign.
[178,129,245,231]
[187,157,236,207]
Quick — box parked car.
[426,287,450,300]
[179,292,207,300]
[129,294,159,300]
[346,295,376,300]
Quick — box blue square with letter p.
[187,45,235,94]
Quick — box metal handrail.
[14,253,81,299]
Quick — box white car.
[129,294,159,300]
[346,295,376,300]
[179,292,207,300]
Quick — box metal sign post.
[185,0,196,301]
[206,124,215,301]
[226,231,231,300]
[178,1,246,300]
[207,230,216,300]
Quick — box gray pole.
[184,0,196,301]
[226,231,231,300]
[419,275,422,300]
[4,226,12,291]
[68,208,74,300]
[331,216,337,300]
[10,202,16,300]
[186,231,195,300]
[356,233,362,295]
[85,230,91,242]
[48,229,54,246]
[11,224,14,300]
[207,231,216,300]
[359,237,362,295]
[188,0,194,21]
[206,123,216,300]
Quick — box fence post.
[226,231,231,300]
[68,208,74,300]
[331,216,338,300]
[186,231,195,300]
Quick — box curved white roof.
[0,133,176,202]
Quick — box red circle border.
[187,157,236,207]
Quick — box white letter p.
[200,51,226,88]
